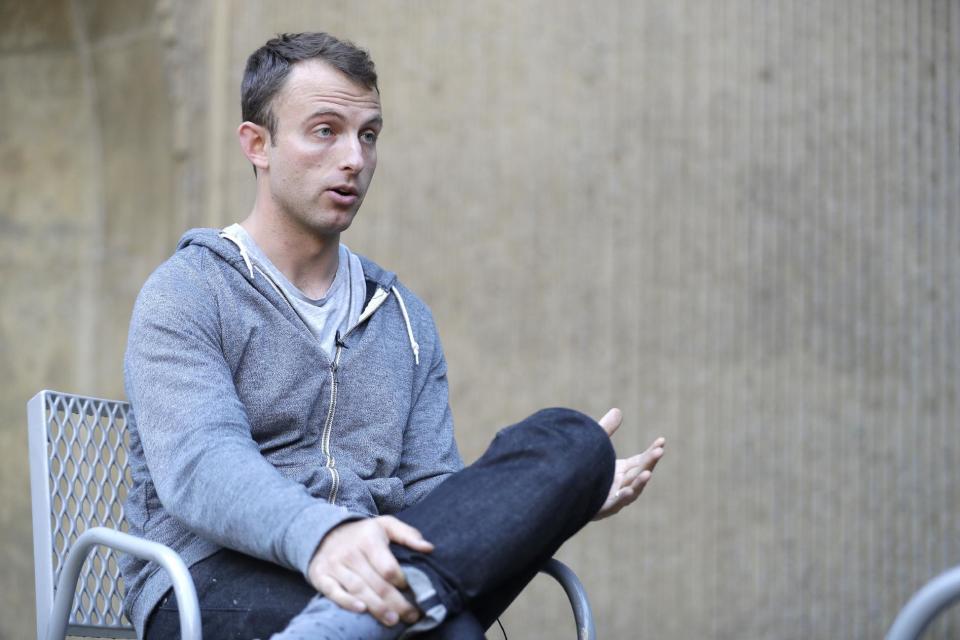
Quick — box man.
[122,32,665,640]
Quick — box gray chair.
[887,565,960,640]
[27,390,200,640]
[28,389,596,640]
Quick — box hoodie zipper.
[245,257,349,505]
[321,338,344,504]
[318,293,390,505]
[222,237,396,507]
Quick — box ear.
[237,121,270,171]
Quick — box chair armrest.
[45,526,201,640]
[887,564,960,640]
[540,559,596,640]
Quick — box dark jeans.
[146,408,615,639]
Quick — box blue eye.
[314,126,333,138]
[361,130,378,144]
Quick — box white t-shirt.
[223,223,366,360]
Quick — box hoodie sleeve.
[124,255,357,576]
[395,296,465,507]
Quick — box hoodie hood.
[176,228,418,364]
[176,228,399,291]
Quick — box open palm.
[593,408,666,520]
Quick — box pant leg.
[392,407,615,626]
[144,549,316,640]
[416,610,486,640]
[467,564,541,630]
[148,408,613,640]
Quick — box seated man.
[121,31,666,640]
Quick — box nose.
[337,135,365,174]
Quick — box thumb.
[597,407,622,437]
[378,516,434,552]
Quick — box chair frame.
[886,565,960,640]
[28,389,595,640]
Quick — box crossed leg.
[276,407,664,639]
[149,408,664,640]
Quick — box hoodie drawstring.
[219,230,255,278]
[218,229,420,366]
[391,286,420,366]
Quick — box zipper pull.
[331,331,343,375]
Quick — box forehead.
[273,58,381,119]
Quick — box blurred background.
[2,1,959,638]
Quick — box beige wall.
[3,1,959,638]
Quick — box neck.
[241,196,341,299]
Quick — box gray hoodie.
[121,229,463,636]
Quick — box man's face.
[263,59,382,235]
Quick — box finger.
[647,446,665,470]
[316,573,366,613]
[620,465,645,486]
[631,469,653,489]
[608,467,638,496]
[366,543,408,590]
[334,562,403,627]
[332,563,371,598]
[631,440,665,463]
[379,517,434,552]
[352,560,418,626]
[606,488,632,516]
[618,453,646,470]
[623,469,653,496]
[597,408,622,437]
[615,468,652,497]
[617,446,664,475]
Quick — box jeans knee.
[527,407,615,488]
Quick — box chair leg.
[540,559,596,640]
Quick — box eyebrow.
[305,109,383,129]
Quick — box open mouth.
[326,185,360,206]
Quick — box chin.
[306,211,358,235]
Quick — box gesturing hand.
[593,408,666,520]
[307,516,434,627]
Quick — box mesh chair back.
[28,390,137,638]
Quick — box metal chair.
[887,565,960,640]
[28,389,596,640]
[27,390,200,640]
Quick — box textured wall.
[1,1,176,637]
[2,1,959,639]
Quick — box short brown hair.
[241,32,378,139]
